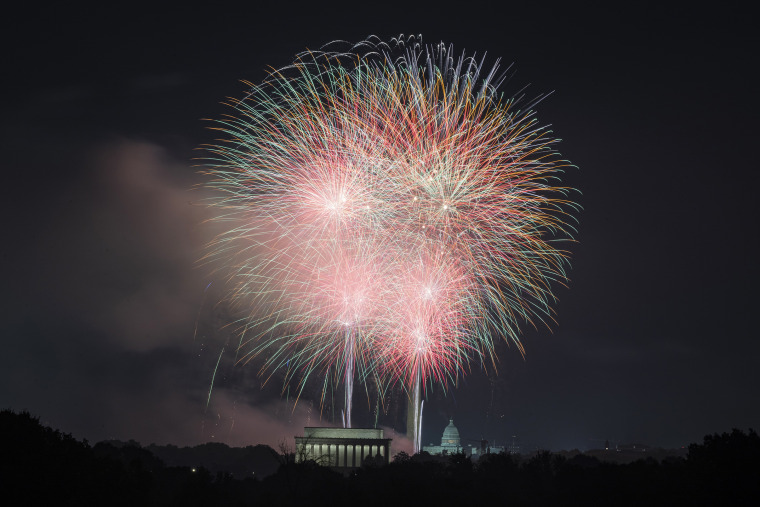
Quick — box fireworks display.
[203,35,578,447]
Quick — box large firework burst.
[203,35,578,442]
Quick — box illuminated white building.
[294,427,391,468]
[423,419,464,455]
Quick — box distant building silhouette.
[507,435,520,455]
[615,442,649,452]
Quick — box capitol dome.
[441,419,460,447]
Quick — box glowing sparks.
[203,35,578,431]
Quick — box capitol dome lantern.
[441,419,460,447]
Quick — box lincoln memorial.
[295,427,392,468]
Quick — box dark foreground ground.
[2,409,758,506]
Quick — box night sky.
[2,3,757,453]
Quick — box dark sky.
[1,2,757,453]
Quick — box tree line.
[2,409,758,506]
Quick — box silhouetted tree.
[686,428,760,505]
[391,450,411,464]
[6,409,760,506]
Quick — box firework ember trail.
[203,35,578,449]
